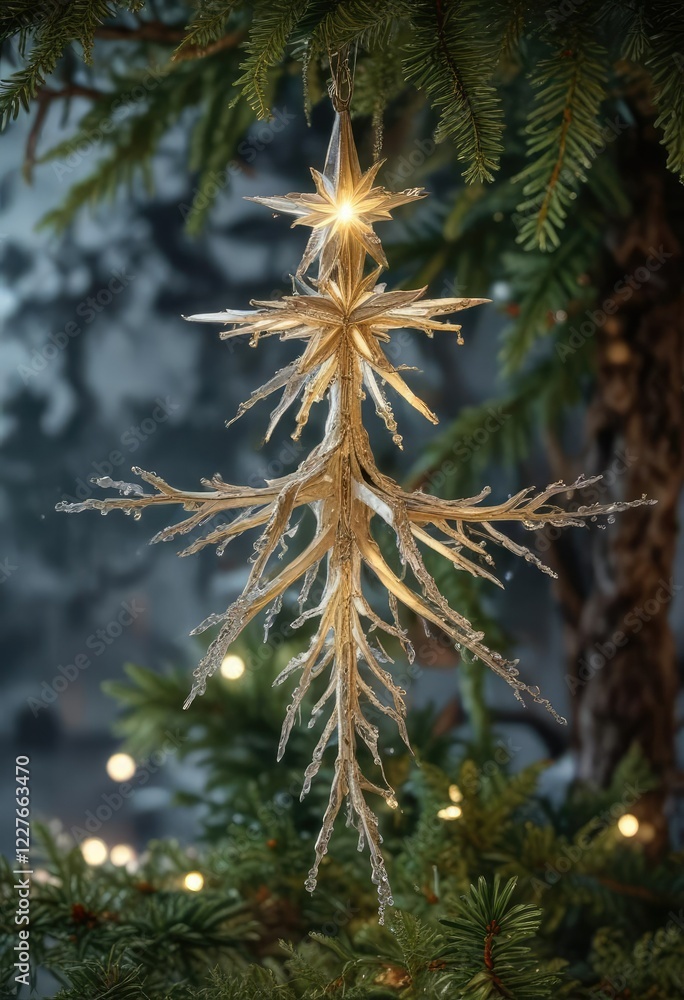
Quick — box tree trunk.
[567,116,684,838]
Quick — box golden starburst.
[248,111,425,280]
[188,266,488,446]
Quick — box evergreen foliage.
[2,659,683,998]
[2,1,683,250]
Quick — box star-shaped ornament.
[248,110,425,280]
[187,267,488,446]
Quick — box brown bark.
[567,119,684,834]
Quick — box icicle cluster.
[57,102,654,919]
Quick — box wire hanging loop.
[328,45,353,112]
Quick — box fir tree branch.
[23,84,103,182]
[403,0,504,183]
[0,0,124,128]
[514,34,609,251]
[440,876,561,997]
[645,8,684,181]
[232,0,311,118]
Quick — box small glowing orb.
[110,844,136,867]
[448,784,463,803]
[437,804,462,821]
[220,654,245,680]
[106,752,136,782]
[336,201,355,223]
[184,871,204,891]
[617,813,639,838]
[81,838,108,865]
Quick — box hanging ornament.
[57,52,653,920]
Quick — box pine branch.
[0,0,118,128]
[233,0,311,119]
[35,58,247,232]
[54,960,151,1000]
[307,0,408,52]
[173,0,242,57]
[403,0,504,183]
[514,35,609,251]
[645,7,684,181]
[441,876,561,998]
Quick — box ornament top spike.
[247,47,426,284]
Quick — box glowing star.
[58,99,654,922]
[247,111,425,281]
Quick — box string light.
[437,804,462,821]
[81,838,108,865]
[617,813,639,837]
[220,654,245,680]
[183,871,204,891]
[448,784,463,803]
[106,752,136,781]
[110,844,136,867]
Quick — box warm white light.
[220,654,246,680]
[81,838,108,865]
[110,844,136,867]
[336,201,355,223]
[617,813,639,838]
[33,869,57,885]
[448,784,463,803]
[106,752,136,782]
[184,871,204,891]
[437,804,462,821]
